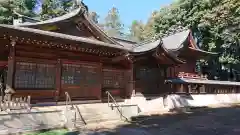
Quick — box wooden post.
[188,84,191,93]
[55,59,62,101]
[99,63,102,100]
[127,63,135,98]
[180,84,184,93]
[6,39,16,93]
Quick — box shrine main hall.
[0,1,240,104]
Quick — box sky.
[34,0,174,29]
[84,0,173,28]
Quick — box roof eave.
[0,24,129,51]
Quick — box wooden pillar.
[201,85,206,93]
[126,63,135,98]
[6,40,16,92]
[99,63,102,100]
[55,59,62,101]
[180,84,184,93]
[188,84,191,93]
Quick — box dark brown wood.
[55,59,62,101]
[60,60,102,100]
[13,90,56,100]
[16,45,103,61]
[7,40,16,89]
[127,63,135,97]
[0,61,7,67]
[16,57,57,64]
[102,68,127,98]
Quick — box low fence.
[0,94,31,111]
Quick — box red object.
[0,61,7,67]
[110,89,121,95]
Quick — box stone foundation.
[126,93,240,112]
[0,93,239,134]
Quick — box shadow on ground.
[67,104,240,135]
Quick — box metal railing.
[105,91,129,121]
[65,92,74,110]
[65,92,86,127]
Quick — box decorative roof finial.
[76,0,81,5]
[75,0,88,13]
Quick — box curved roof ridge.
[132,39,155,48]
[131,39,162,53]
[16,7,83,27]
[162,29,191,52]
[82,13,123,46]
[0,24,128,51]
[14,1,124,46]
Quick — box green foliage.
[25,129,69,135]
[40,0,74,20]
[0,0,74,24]
[129,20,145,41]
[128,11,159,42]
[0,0,37,24]
[130,0,240,74]
[103,7,124,37]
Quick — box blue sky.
[34,0,174,29]
[84,0,173,28]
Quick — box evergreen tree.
[131,0,240,79]
[103,7,124,37]
[0,0,37,24]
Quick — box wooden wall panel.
[13,90,56,100]
[175,61,196,75]
[7,42,16,89]
[60,61,102,100]
[102,68,127,98]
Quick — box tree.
[40,0,69,20]
[129,20,144,41]
[103,7,124,37]
[0,0,75,24]
[129,11,159,42]
[141,0,240,80]
[0,0,37,24]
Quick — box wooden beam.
[16,50,58,59]
[55,59,62,101]
[16,45,104,61]
[6,40,16,92]
[111,55,126,62]
[16,57,58,64]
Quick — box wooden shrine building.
[0,1,239,103]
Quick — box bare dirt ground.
[76,104,240,135]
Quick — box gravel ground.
[77,105,240,135]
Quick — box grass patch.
[24,129,71,135]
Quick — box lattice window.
[61,64,82,85]
[15,62,56,89]
[61,64,99,86]
[103,69,125,89]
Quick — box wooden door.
[102,68,127,98]
[61,61,101,100]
